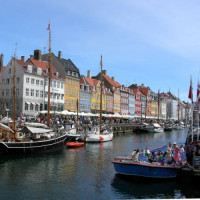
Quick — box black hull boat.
[0,132,68,155]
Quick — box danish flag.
[188,76,193,103]
[197,80,200,102]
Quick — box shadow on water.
[111,173,200,199]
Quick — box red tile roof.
[138,87,149,96]
[84,77,99,87]
[102,74,120,88]
[29,58,56,73]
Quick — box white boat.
[148,123,164,133]
[174,122,184,130]
[80,126,113,143]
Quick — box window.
[61,82,64,88]
[2,90,4,96]
[57,82,60,88]
[36,80,39,85]
[31,89,34,97]
[31,78,35,84]
[8,68,11,74]
[16,77,20,84]
[40,91,43,98]
[25,103,28,110]
[10,89,13,96]
[40,80,43,86]
[26,88,29,96]
[6,79,10,85]
[45,92,48,98]
[26,77,30,83]
[2,79,5,85]
[35,104,39,111]
[16,88,19,96]
[30,104,34,110]
[6,89,9,97]
[36,90,39,97]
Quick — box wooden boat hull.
[66,142,84,148]
[0,133,68,155]
[112,160,180,179]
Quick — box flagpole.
[197,79,199,141]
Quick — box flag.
[47,22,50,31]
[188,76,193,103]
[197,80,200,102]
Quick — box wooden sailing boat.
[81,55,113,142]
[0,22,69,154]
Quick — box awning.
[26,102,30,105]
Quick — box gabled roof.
[138,87,150,96]
[29,58,56,73]
[84,77,99,87]
[102,74,120,88]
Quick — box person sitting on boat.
[172,142,182,166]
[131,149,140,162]
[148,151,158,163]
[144,147,150,156]
[166,152,174,165]
[158,151,165,165]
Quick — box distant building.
[128,88,135,116]
[120,85,129,115]
[94,70,120,113]
[79,75,91,113]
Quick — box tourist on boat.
[144,147,150,156]
[167,142,173,157]
[179,144,185,154]
[148,151,158,163]
[158,151,165,165]
[172,142,182,166]
[166,152,174,165]
[131,149,140,162]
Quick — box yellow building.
[151,100,158,118]
[65,76,80,112]
[84,76,106,112]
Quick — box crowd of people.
[131,142,185,166]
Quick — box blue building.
[79,75,91,113]
[128,89,135,116]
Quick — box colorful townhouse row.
[0,51,190,121]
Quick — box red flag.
[188,76,193,103]
[47,22,50,30]
[197,80,200,102]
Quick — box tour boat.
[112,145,186,179]
[66,141,84,148]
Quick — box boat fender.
[99,137,104,141]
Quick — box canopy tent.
[21,126,52,134]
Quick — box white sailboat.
[80,55,113,143]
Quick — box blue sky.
[1,0,200,101]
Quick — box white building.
[0,57,45,117]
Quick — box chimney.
[0,53,3,71]
[34,49,42,61]
[87,70,91,78]
[21,56,25,62]
[58,51,62,59]
[102,70,107,75]
[112,77,115,81]
[30,55,33,59]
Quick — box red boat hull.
[66,142,84,148]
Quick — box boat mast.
[178,89,180,122]
[100,55,103,131]
[157,90,160,123]
[47,22,51,128]
[13,54,16,138]
[76,98,79,126]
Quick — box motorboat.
[80,125,113,143]
[112,145,186,179]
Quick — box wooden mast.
[100,55,103,131]
[47,22,51,128]
[13,55,16,137]
[157,89,160,122]
[178,89,180,122]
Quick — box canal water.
[0,128,199,200]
